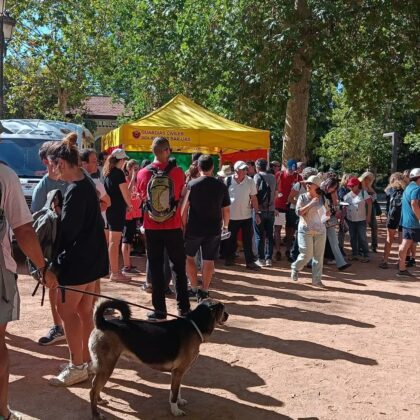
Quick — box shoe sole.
[38,335,66,346]
[49,375,89,387]
[110,277,131,283]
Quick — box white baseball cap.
[234,160,248,171]
[409,168,420,179]
[111,148,129,160]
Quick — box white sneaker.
[291,270,298,281]
[256,259,265,267]
[59,360,94,375]
[49,363,89,386]
[265,259,273,267]
[6,409,23,420]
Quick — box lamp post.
[0,0,16,119]
[383,132,399,173]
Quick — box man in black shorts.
[182,155,230,301]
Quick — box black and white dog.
[89,298,229,418]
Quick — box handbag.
[325,215,339,229]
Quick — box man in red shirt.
[275,159,302,259]
[136,137,190,320]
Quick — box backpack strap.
[226,176,232,188]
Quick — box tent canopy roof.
[102,94,270,154]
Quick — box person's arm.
[181,198,190,229]
[119,182,132,208]
[250,195,261,224]
[99,193,111,212]
[411,199,420,221]
[13,223,58,288]
[366,195,372,224]
[297,195,319,216]
[222,206,230,229]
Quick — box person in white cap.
[103,148,133,281]
[291,175,329,286]
[224,160,261,271]
[397,168,420,277]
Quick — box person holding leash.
[46,133,109,387]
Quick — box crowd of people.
[0,134,419,419]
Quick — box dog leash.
[32,280,205,341]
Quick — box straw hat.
[217,164,233,177]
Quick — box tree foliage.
[319,88,392,173]
[4,0,418,169]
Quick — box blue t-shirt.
[401,181,420,229]
[31,175,69,212]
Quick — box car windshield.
[0,137,47,178]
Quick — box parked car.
[0,119,93,209]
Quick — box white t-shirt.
[0,164,33,273]
[227,175,258,220]
[93,178,107,222]
[343,190,371,222]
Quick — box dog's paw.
[170,403,186,416]
[177,398,188,407]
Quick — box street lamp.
[0,0,16,118]
[383,132,399,173]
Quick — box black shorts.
[106,207,126,232]
[387,217,401,230]
[285,207,298,228]
[185,234,221,261]
[402,228,420,242]
[122,219,137,244]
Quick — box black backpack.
[27,189,63,278]
[388,188,403,222]
[255,174,271,210]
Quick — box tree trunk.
[282,0,312,163]
[57,87,69,117]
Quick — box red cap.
[347,177,360,188]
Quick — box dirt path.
[7,223,420,419]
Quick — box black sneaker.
[406,258,416,268]
[396,270,414,278]
[38,325,66,346]
[188,288,197,300]
[338,263,352,271]
[165,287,174,296]
[146,311,167,321]
[246,262,262,271]
[178,309,191,317]
[197,289,210,303]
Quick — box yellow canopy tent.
[101,94,270,154]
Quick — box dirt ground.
[7,222,420,420]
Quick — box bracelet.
[35,265,48,284]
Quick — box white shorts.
[274,212,286,226]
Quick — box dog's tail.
[94,299,131,330]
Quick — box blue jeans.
[254,211,275,260]
[326,226,347,268]
[347,220,369,258]
[291,230,326,284]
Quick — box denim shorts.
[402,228,420,243]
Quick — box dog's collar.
[189,319,204,343]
